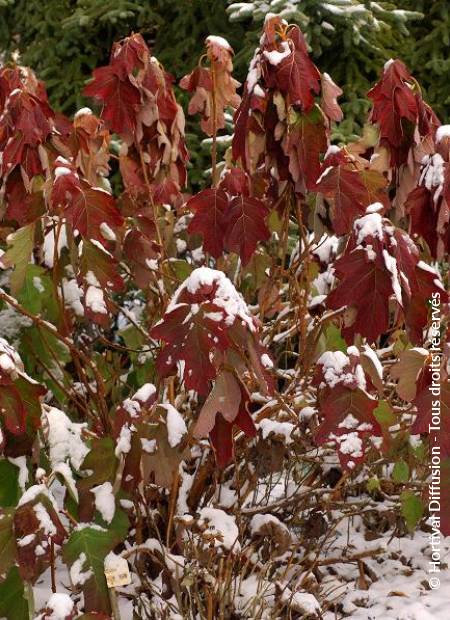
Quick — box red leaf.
[284,108,328,191]
[321,72,343,122]
[0,385,27,435]
[84,66,141,136]
[187,189,229,258]
[404,263,447,345]
[315,385,380,469]
[51,173,123,242]
[273,27,320,111]
[327,248,394,344]
[224,195,269,265]
[368,60,422,166]
[209,393,256,468]
[316,160,388,235]
[151,303,229,395]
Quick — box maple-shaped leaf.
[179,66,213,135]
[406,186,439,257]
[316,386,380,469]
[321,72,343,122]
[152,268,257,396]
[224,195,269,265]
[367,60,438,167]
[181,37,240,136]
[404,263,447,345]
[141,404,189,488]
[51,171,123,242]
[0,223,35,295]
[122,228,160,289]
[83,66,141,136]
[327,247,394,344]
[187,188,229,258]
[190,355,258,469]
[14,489,66,582]
[273,27,320,112]
[0,385,27,436]
[80,240,124,293]
[390,347,428,401]
[315,154,388,235]
[0,566,29,620]
[151,303,229,395]
[0,90,53,179]
[63,510,128,615]
[194,371,241,438]
[4,171,45,226]
[210,399,256,468]
[284,106,328,191]
[0,509,15,576]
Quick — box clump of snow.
[43,407,89,470]
[336,432,364,458]
[70,552,93,586]
[8,456,29,490]
[133,383,156,403]
[198,507,240,550]
[259,419,295,445]
[436,125,450,143]
[168,267,255,331]
[160,404,187,447]
[45,592,74,620]
[382,250,403,305]
[206,35,232,50]
[312,234,339,264]
[62,278,84,316]
[43,225,68,268]
[317,350,366,390]
[282,590,321,615]
[263,41,291,66]
[100,222,116,241]
[91,482,115,524]
[354,211,384,244]
[362,345,383,382]
[85,285,107,315]
[0,337,22,379]
[115,424,132,457]
[44,593,74,620]
[34,502,57,536]
[420,153,444,194]
[250,513,290,538]
[74,107,92,118]
[260,353,273,369]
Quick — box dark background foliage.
[0,0,448,131]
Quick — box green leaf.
[1,224,35,295]
[63,509,128,614]
[17,265,60,323]
[401,491,423,531]
[0,509,16,575]
[367,477,380,493]
[393,460,410,483]
[324,325,347,353]
[78,437,117,492]
[373,400,397,428]
[0,566,29,620]
[0,461,20,507]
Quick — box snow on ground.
[321,517,450,619]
